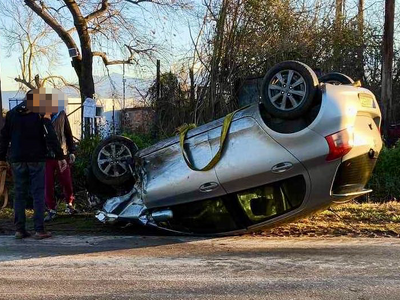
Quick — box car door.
[210,116,307,192]
[208,115,310,225]
[142,129,225,209]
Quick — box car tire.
[261,61,319,119]
[92,135,138,186]
[319,72,354,85]
[85,167,119,198]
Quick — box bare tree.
[21,0,190,137]
[0,0,74,90]
[23,0,188,101]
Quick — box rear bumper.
[330,153,377,200]
[331,189,372,203]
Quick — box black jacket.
[0,103,64,162]
[51,110,75,156]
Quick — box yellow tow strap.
[179,106,248,171]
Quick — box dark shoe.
[65,204,78,215]
[15,230,31,239]
[44,209,57,222]
[33,231,52,240]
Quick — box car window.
[157,175,306,234]
[236,175,306,224]
[162,197,241,234]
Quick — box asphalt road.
[0,235,399,300]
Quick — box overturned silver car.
[91,61,382,235]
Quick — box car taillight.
[325,128,354,161]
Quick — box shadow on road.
[0,214,215,263]
[0,234,210,263]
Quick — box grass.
[257,201,400,238]
[0,208,157,235]
[0,201,399,237]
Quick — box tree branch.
[23,0,80,58]
[93,44,155,65]
[41,75,80,91]
[85,0,109,22]
[124,0,189,7]
[124,0,154,5]
[64,0,84,20]
[93,51,136,65]
[14,76,36,90]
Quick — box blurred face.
[26,88,67,114]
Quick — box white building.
[8,96,122,140]
[66,97,122,140]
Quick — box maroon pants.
[45,159,74,210]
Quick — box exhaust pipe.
[151,210,173,222]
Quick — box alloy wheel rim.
[267,69,307,111]
[97,142,132,177]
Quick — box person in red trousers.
[44,109,76,222]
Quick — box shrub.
[73,135,103,180]
[120,132,156,150]
[368,142,400,202]
[70,135,103,209]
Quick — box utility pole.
[122,62,126,132]
[381,0,395,137]
[123,62,126,110]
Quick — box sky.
[0,0,203,92]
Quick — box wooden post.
[381,0,395,137]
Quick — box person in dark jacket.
[0,89,66,239]
[45,109,77,221]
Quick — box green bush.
[74,135,103,179]
[71,135,103,206]
[120,132,156,149]
[368,143,400,201]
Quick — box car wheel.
[261,61,319,119]
[319,72,354,85]
[92,136,138,186]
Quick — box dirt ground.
[1,201,399,237]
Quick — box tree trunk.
[189,67,195,105]
[76,20,95,138]
[209,0,228,119]
[335,0,344,25]
[156,60,161,102]
[381,0,395,138]
[333,0,344,71]
[356,0,365,81]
